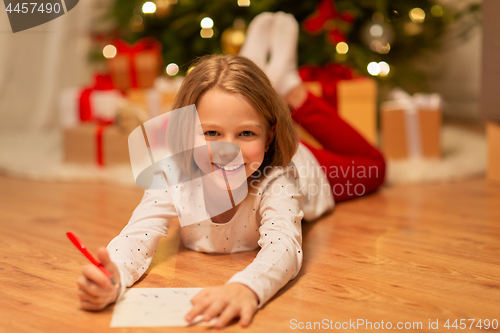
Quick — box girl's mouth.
[213,163,245,171]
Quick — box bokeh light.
[378,62,390,76]
[130,15,144,33]
[237,0,250,6]
[142,1,156,14]
[103,44,117,59]
[370,24,383,37]
[367,62,381,76]
[200,17,214,29]
[370,41,391,54]
[409,8,425,22]
[431,5,444,17]
[200,28,214,38]
[404,22,423,35]
[336,42,349,54]
[166,63,179,76]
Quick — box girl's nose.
[210,142,240,162]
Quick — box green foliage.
[97,0,480,92]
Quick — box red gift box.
[107,37,163,92]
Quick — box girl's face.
[194,89,273,183]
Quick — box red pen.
[67,232,118,288]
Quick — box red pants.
[292,92,386,202]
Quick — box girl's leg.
[292,89,382,159]
[238,12,385,201]
[301,140,386,202]
[289,86,386,202]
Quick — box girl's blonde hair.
[169,54,298,178]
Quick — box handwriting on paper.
[110,288,204,327]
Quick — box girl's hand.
[185,283,259,328]
[76,247,121,311]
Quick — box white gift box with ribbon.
[59,88,125,128]
[381,89,442,160]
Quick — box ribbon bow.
[389,89,442,111]
[110,37,162,89]
[79,74,116,124]
[303,0,355,44]
[113,37,161,55]
[299,63,356,107]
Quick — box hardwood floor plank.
[0,175,499,332]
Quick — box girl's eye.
[204,131,218,137]
[240,131,254,137]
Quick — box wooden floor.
[0,174,499,332]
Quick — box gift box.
[300,63,355,106]
[59,74,125,128]
[487,121,500,181]
[125,76,183,119]
[115,103,149,135]
[127,88,176,119]
[381,92,442,160]
[337,78,377,146]
[107,37,162,92]
[299,64,378,145]
[63,123,130,166]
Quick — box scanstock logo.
[3,0,79,33]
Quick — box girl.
[76,12,385,329]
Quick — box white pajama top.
[107,142,335,308]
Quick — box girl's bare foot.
[285,83,308,110]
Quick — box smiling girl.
[76,12,385,329]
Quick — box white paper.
[110,288,212,327]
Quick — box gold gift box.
[381,100,441,160]
[304,78,378,146]
[63,123,130,166]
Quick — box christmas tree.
[93,0,480,93]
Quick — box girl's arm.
[185,172,303,327]
[227,171,304,308]
[78,159,177,310]
[107,161,178,300]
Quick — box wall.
[427,0,482,120]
